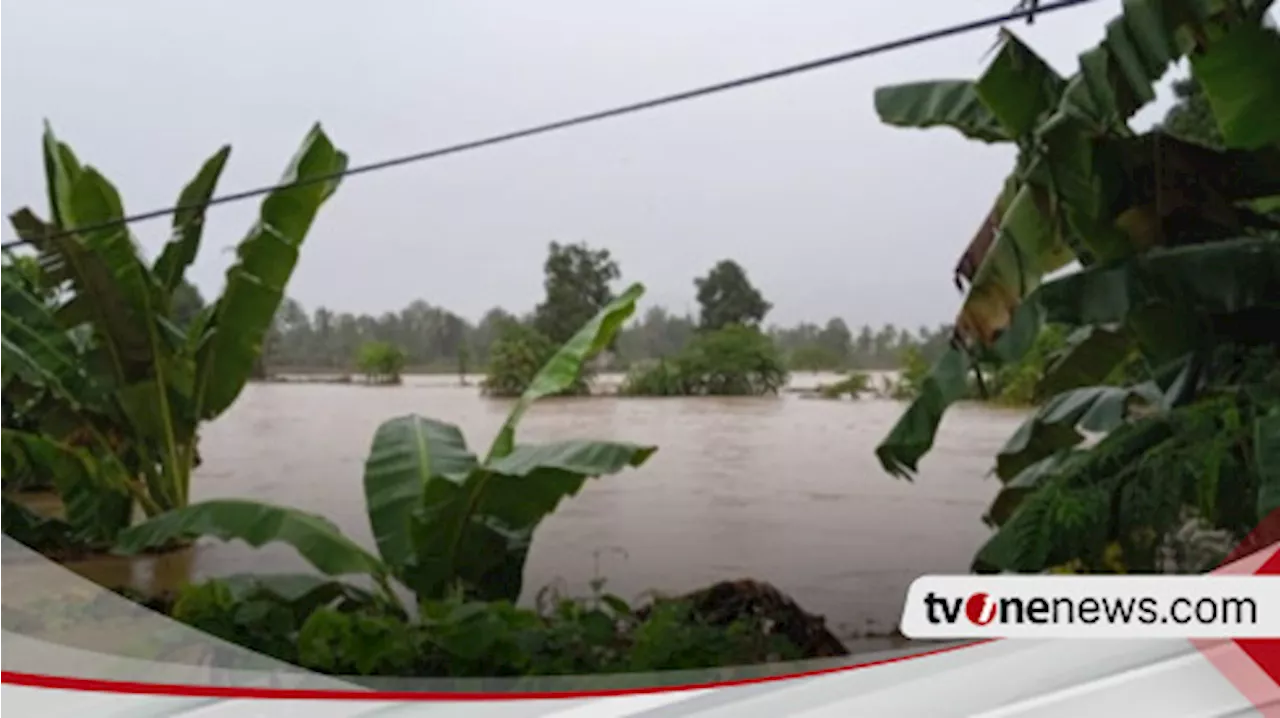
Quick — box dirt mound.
[646,579,849,658]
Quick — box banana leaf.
[876,285,1047,478]
[872,81,1009,143]
[153,147,232,294]
[1036,237,1280,327]
[947,3,1274,350]
[217,573,379,620]
[974,30,1065,138]
[408,439,656,601]
[1036,325,1133,399]
[363,415,477,578]
[41,120,82,229]
[1191,23,1280,150]
[1,275,91,405]
[874,346,972,479]
[195,124,348,420]
[995,383,1163,481]
[955,183,1075,346]
[486,282,644,461]
[115,499,386,579]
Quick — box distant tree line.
[173,242,952,376]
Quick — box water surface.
[54,373,1026,640]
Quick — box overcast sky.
[2,0,1178,329]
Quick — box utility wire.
[1,0,1097,252]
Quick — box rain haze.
[1,0,1175,328]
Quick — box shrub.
[356,341,407,385]
[170,578,806,677]
[622,325,788,396]
[482,322,588,398]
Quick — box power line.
[1,0,1097,252]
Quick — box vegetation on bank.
[873,1,1280,575]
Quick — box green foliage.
[694,260,771,332]
[481,321,581,398]
[1,123,346,545]
[119,287,655,607]
[532,241,621,345]
[2,498,79,554]
[817,372,871,400]
[888,345,931,400]
[871,3,1280,572]
[621,324,788,396]
[168,577,803,677]
[1162,78,1225,149]
[355,341,406,385]
[989,325,1069,405]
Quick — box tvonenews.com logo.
[899,577,1280,639]
[923,590,1257,627]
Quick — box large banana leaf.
[408,439,656,601]
[955,183,1075,346]
[872,81,1009,143]
[153,147,232,294]
[195,124,347,420]
[1190,23,1280,150]
[1036,237,1280,327]
[10,205,153,386]
[218,573,376,610]
[995,383,1163,481]
[0,274,91,405]
[1036,325,1133,399]
[41,120,82,229]
[363,415,477,577]
[876,278,1052,478]
[874,346,972,479]
[486,283,644,461]
[973,31,1065,138]
[115,499,386,579]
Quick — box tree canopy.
[694,260,771,332]
[533,241,621,345]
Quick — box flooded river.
[48,373,1027,641]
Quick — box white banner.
[900,576,1280,639]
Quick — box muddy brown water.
[32,372,1027,643]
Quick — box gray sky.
[2,0,1176,329]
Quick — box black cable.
[1,0,1096,252]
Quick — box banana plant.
[872,1,1280,477]
[114,285,656,608]
[867,0,1280,572]
[1,123,348,544]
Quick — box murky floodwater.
[48,373,1026,640]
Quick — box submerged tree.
[694,260,771,332]
[533,241,620,345]
[357,341,407,385]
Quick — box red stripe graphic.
[0,641,988,701]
